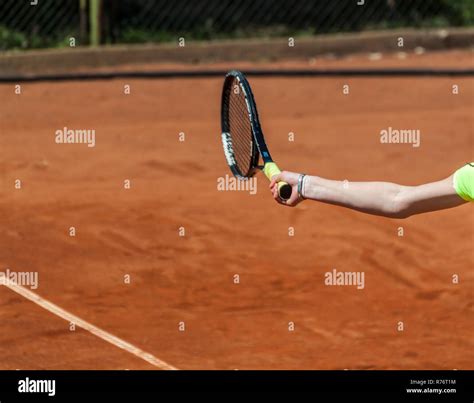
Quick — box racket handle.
[263,162,293,201]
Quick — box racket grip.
[263,162,293,201]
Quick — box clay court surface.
[0,49,472,369]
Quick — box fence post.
[89,0,101,46]
[79,0,87,44]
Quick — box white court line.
[2,282,178,370]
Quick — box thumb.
[269,172,283,188]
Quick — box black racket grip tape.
[279,183,293,201]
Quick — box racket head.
[221,70,293,201]
[221,70,260,179]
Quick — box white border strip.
[2,282,177,370]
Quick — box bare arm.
[269,172,467,218]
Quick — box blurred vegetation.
[0,26,79,50]
[0,25,26,50]
[0,0,472,50]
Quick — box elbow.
[385,189,413,219]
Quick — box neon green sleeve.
[453,163,474,201]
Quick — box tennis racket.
[221,70,292,201]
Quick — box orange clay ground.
[0,49,472,369]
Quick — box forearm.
[302,175,465,218]
[303,176,406,217]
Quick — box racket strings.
[226,80,254,176]
[228,95,251,149]
[228,105,252,160]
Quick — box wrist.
[297,174,307,199]
[302,175,314,199]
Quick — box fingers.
[268,170,302,207]
[269,182,277,195]
[272,187,278,200]
[286,190,300,206]
[269,173,283,188]
[271,185,298,207]
[271,184,286,205]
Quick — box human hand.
[269,171,304,207]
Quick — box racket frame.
[221,70,291,200]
